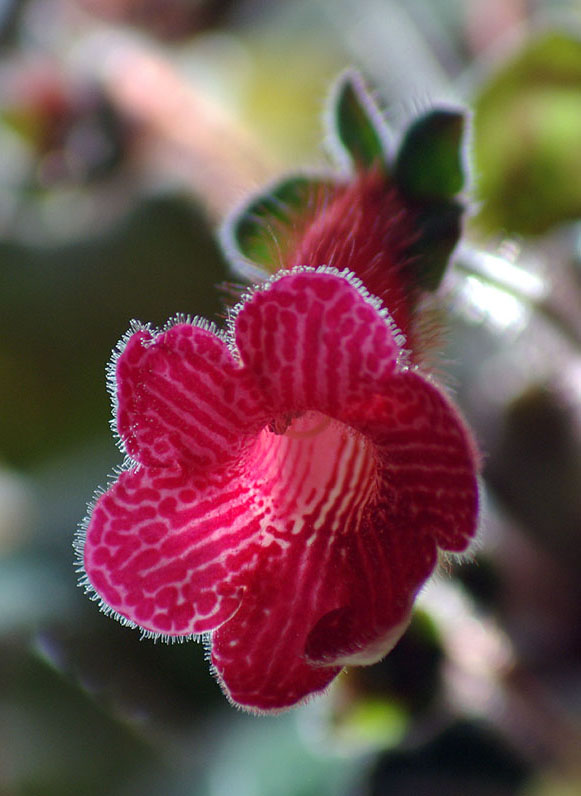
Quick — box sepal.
[224,175,334,276]
[329,70,391,171]
[394,109,465,201]
[405,200,463,292]
[221,73,468,293]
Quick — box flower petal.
[350,371,479,552]
[211,550,343,713]
[115,323,267,469]
[303,517,437,666]
[81,269,479,711]
[82,463,266,636]
[210,410,378,711]
[234,270,402,418]
[306,371,479,665]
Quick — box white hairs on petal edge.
[225,265,409,368]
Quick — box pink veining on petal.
[85,322,270,636]
[80,269,480,713]
[286,171,421,350]
[115,324,266,469]
[305,371,479,667]
[84,463,264,635]
[212,371,478,710]
[212,411,376,711]
[235,270,402,418]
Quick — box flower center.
[249,411,378,531]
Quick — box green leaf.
[395,110,465,200]
[473,32,581,235]
[406,200,463,291]
[228,175,333,275]
[331,71,390,170]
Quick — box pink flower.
[78,267,479,713]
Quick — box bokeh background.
[1,0,581,794]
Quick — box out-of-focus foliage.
[0,196,228,467]
[473,31,581,235]
[368,719,531,795]
[74,0,237,41]
[487,382,581,567]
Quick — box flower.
[77,72,480,713]
[78,267,479,713]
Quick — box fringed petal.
[80,269,480,713]
[348,371,480,552]
[211,550,343,713]
[234,270,402,418]
[211,410,377,711]
[82,462,266,637]
[115,323,267,469]
[305,371,479,666]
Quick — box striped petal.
[83,321,270,636]
[346,371,479,552]
[210,371,478,710]
[211,411,376,711]
[115,324,267,469]
[80,269,479,712]
[306,371,479,665]
[83,461,265,636]
[211,553,343,713]
[234,270,403,418]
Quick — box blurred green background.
[1,1,581,794]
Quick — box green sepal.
[229,175,334,274]
[395,110,465,200]
[406,200,463,291]
[332,71,390,171]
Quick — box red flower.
[78,268,479,713]
[78,73,480,712]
